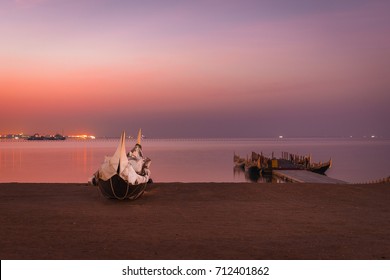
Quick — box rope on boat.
[129,183,148,200]
[106,177,147,200]
[109,177,130,200]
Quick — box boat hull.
[309,159,331,175]
[98,174,147,200]
[309,165,330,174]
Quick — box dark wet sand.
[0,182,389,260]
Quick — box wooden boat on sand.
[93,130,151,200]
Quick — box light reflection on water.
[0,138,389,183]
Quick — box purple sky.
[1,0,389,138]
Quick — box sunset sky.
[1,0,389,138]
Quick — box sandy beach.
[0,182,389,260]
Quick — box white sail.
[98,131,129,181]
[98,130,151,185]
[109,130,128,175]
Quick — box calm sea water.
[0,138,389,183]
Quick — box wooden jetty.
[234,150,343,183]
[273,170,347,184]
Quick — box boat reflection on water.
[233,166,285,183]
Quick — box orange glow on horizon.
[67,134,96,139]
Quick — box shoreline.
[1,182,389,260]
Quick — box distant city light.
[279,135,283,139]
[68,134,96,139]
